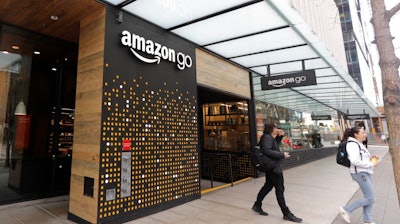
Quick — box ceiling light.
[52,67,57,71]
[11,45,19,50]
[50,15,59,21]
[34,51,40,55]
[2,51,9,54]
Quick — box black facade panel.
[97,6,200,223]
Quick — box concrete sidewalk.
[0,145,397,224]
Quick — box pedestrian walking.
[251,122,302,223]
[339,126,378,224]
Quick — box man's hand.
[284,152,290,159]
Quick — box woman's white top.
[346,137,374,174]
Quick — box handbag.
[251,145,277,172]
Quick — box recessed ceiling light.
[34,51,40,55]
[52,67,57,71]
[11,45,19,50]
[50,15,59,21]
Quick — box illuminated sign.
[121,30,192,70]
[344,114,370,120]
[311,115,332,120]
[261,70,317,90]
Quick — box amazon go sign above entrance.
[121,30,192,70]
[261,70,317,90]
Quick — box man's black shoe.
[251,205,268,216]
[283,212,302,223]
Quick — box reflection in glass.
[0,24,77,205]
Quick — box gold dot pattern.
[202,153,254,182]
[99,75,200,220]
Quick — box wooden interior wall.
[68,7,105,223]
[196,49,251,99]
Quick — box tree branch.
[387,3,400,21]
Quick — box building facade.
[0,1,380,223]
[334,0,385,134]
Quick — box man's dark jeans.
[256,170,290,215]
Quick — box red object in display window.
[292,145,302,149]
[14,115,31,150]
[282,137,291,147]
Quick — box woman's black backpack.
[336,140,350,167]
[336,140,361,168]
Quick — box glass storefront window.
[0,24,77,205]
[202,101,250,152]
[255,100,340,150]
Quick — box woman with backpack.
[339,126,378,224]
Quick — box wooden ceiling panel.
[0,0,104,43]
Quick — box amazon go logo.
[261,70,317,90]
[121,30,192,70]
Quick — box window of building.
[339,6,352,22]
[343,31,354,42]
[335,0,349,4]
[255,101,340,150]
[203,101,250,152]
[0,24,77,205]
[346,48,359,63]
[255,101,311,150]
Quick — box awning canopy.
[100,0,380,117]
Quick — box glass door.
[0,24,77,204]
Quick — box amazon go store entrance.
[0,8,258,224]
[0,24,77,204]
[196,49,256,186]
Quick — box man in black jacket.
[251,123,302,223]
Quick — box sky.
[364,0,400,108]
[385,0,400,55]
